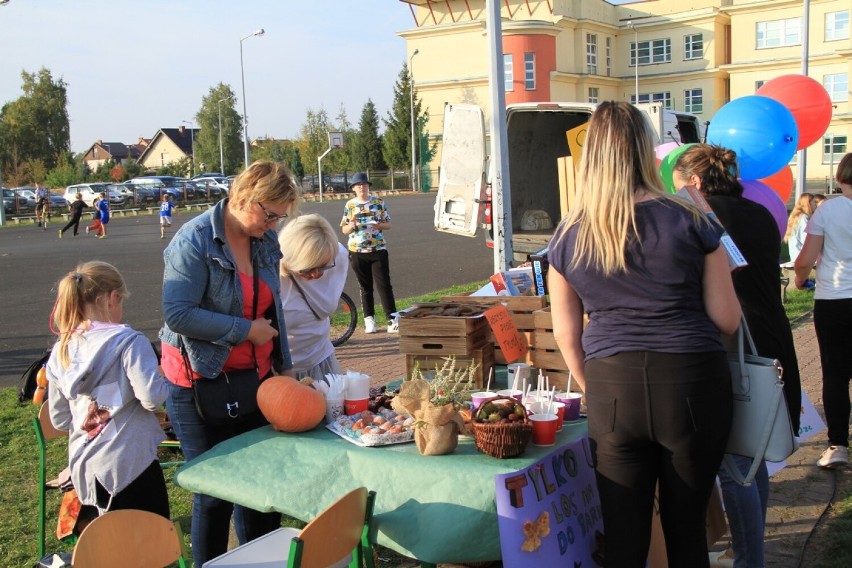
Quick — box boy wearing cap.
[340,172,398,334]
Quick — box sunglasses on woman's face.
[298,261,336,277]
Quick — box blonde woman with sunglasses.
[279,214,349,382]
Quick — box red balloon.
[757,75,832,150]
[759,165,794,203]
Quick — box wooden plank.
[533,350,569,371]
[404,344,495,389]
[399,328,490,355]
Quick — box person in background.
[673,143,802,568]
[46,261,170,524]
[159,193,175,239]
[548,102,740,568]
[86,197,102,237]
[278,214,349,382]
[795,153,852,470]
[58,193,86,238]
[159,160,299,566]
[97,192,110,239]
[35,182,49,229]
[340,172,398,334]
[813,193,827,208]
[784,193,816,264]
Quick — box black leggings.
[814,298,852,447]
[350,249,397,320]
[78,459,170,528]
[585,350,732,568]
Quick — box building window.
[605,37,612,77]
[524,52,536,90]
[684,34,704,59]
[631,38,671,65]
[756,18,801,48]
[825,11,850,41]
[684,89,703,113]
[503,54,513,92]
[631,92,672,109]
[755,80,766,91]
[824,73,848,102]
[587,34,598,75]
[589,87,599,103]
[823,134,848,163]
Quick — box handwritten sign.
[495,435,602,567]
[484,305,527,363]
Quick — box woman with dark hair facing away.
[159,160,300,566]
[548,102,740,567]
[795,153,852,470]
[673,143,802,568]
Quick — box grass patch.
[784,288,815,325]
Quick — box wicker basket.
[472,395,533,459]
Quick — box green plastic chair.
[33,402,70,560]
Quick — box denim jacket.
[160,199,292,377]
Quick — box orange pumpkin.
[257,375,326,432]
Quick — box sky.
[0,0,413,152]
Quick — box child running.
[86,197,101,236]
[97,192,110,239]
[159,193,175,239]
[45,261,171,523]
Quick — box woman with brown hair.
[159,160,300,566]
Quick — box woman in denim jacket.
[159,161,299,566]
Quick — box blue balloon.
[706,96,799,180]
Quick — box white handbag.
[723,318,798,486]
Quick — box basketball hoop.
[329,131,344,149]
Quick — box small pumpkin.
[257,375,326,433]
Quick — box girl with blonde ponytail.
[46,261,170,523]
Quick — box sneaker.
[387,321,399,333]
[364,316,377,334]
[98,235,107,239]
[85,227,89,235]
[58,230,62,239]
[817,445,848,469]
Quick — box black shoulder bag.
[181,241,269,425]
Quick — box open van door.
[433,103,487,237]
[634,103,666,145]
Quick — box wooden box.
[404,343,495,389]
[398,303,489,337]
[530,307,572,391]
[440,294,548,365]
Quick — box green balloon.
[659,143,695,194]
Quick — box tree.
[295,107,333,175]
[251,138,305,178]
[0,67,70,182]
[351,100,386,172]
[44,152,84,188]
[382,63,414,172]
[193,83,242,175]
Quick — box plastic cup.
[496,388,523,401]
[325,398,344,424]
[506,363,531,391]
[530,413,559,446]
[344,398,369,415]
[556,392,582,422]
[470,391,497,412]
[527,401,566,431]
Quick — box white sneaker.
[387,321,399,333]
[364,316,376,334]
[817,445,848,469]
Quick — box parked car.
[192,177,229,198]
[11,188,36,211]
[117,181,157,204]
[130,176,191,200]
[63,183,127,208]
[3,188,34,214]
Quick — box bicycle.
[330,292,358,347]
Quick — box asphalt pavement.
[0,193,494,388]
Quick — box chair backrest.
[290,486,368,568]
[37,401,66,441]
[71,509,184,568]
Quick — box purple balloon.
[740,179,787,237]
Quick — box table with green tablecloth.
[175,420,589,565]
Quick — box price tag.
[484,305,528,363]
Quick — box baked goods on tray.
[327,408,416,447]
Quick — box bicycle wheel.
[330,292,358,347]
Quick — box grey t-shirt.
[549,198,725,360]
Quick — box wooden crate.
[404,342,495,389]
[399,325,490,355]
[440,294,548,365]
[530,307,571,391]
[398,303,489,337]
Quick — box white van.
[64,183,126,207]
[434,102,706,261]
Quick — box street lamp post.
[628,21,639,103]
[181,120,195,175]
[409,48,420,191]
[218,96,233,175]
[240,28,265,169]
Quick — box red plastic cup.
[528,401,566,432]
[530,413,559,446]
[344,398,369,415]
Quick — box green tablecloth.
[175,421,589,564]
